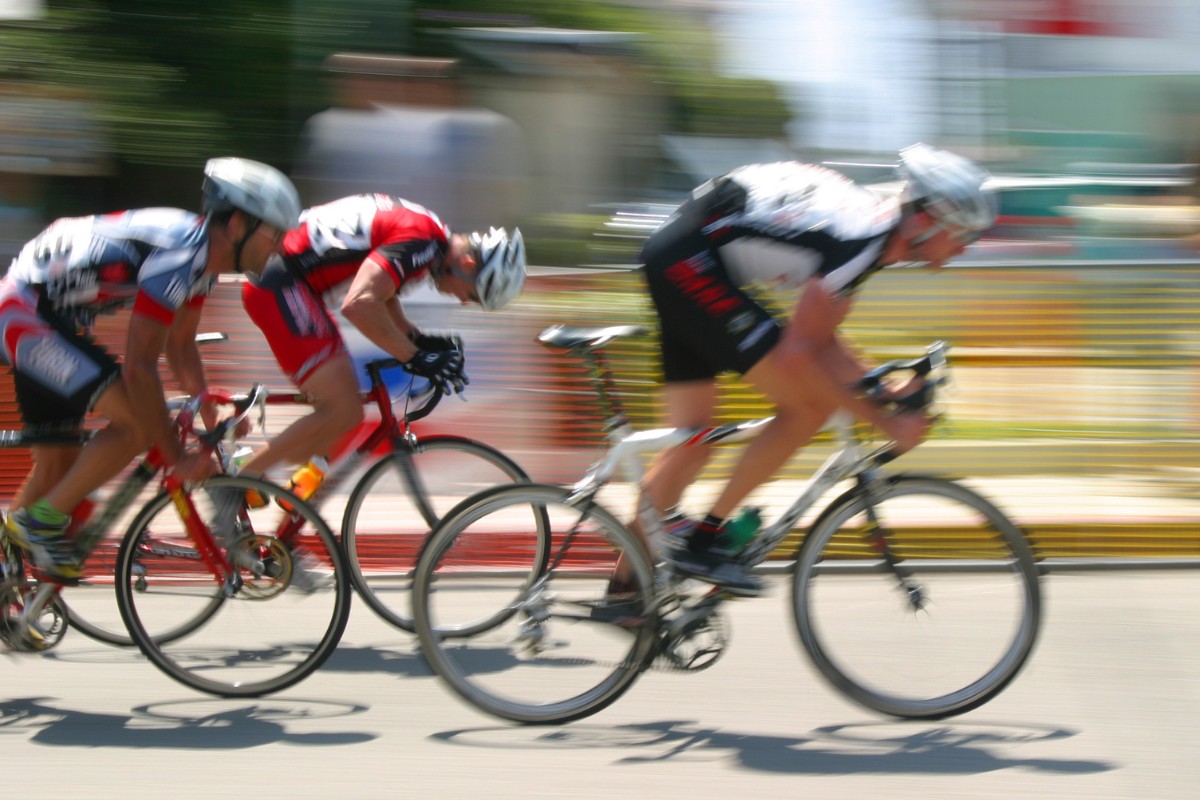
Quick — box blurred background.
[1,0,1199,559]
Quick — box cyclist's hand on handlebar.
[877,375,926,403]
[200,398,252,439]
[411,330,460,353]
[408,347,469,394]
[878,409,931,455]
[172,449,217,483]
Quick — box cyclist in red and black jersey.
[236,193,526,494]
[633,143,997,595]
[0,157,301,581]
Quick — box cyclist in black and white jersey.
[632,143,997,595]
[0,157,301,581]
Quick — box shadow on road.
[0,696,376,749]
[431,718,1115,776]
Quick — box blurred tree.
[409,1,791,139]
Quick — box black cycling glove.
[411,330,459,353]
[407,347,468,393]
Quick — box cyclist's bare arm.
[125,313,183,459]
[782,279,928,452]
[125,314,213,479]
[341,259,419,362]
[385,295,418,341]
[164,300,216,429]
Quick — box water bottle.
[290,456,329,501]
[717,507,762,554]
[231,446,254,474]
[278,456,329,511]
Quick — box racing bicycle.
[252,346,543,633]
[1,385,352,698]
[411,324,1042,724]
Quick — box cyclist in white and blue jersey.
[0,157,301,581]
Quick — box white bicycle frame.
[565,409,883,568]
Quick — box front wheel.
[412,483,659,725]
[794,475,1041,719]
[115,475,352,697]
[342,436,539,633]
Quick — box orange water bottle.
[278,456,329,511]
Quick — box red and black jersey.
[264,194,451,295]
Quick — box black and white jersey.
[698,162,899,295]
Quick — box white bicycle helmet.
[470,227,527,311]
[202,157,302,232]
[897,143,998,233]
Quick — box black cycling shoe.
[582,595,647,627]
[667,545,762,597]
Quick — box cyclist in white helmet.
[0,157,300,581]
[233,194,526,504]
[615,143,996,599]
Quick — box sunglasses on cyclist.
[914,217,983,246]
[254,223,286,246]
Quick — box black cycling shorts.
[5,292,120,433]
[640,196,780,383]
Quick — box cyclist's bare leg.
[611,379,717,591]
[37,379,147,519]
[640,379,719,511]
[10,444,82,512]
[703,349,837,519]
[236,353,363,478]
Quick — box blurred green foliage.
[0,1,288,167]
[410,1,791,138]
[0,0,787,212]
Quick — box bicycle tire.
[342,436,544,633]
[65,529,226,646]
[115,475,352,697]
[793,474,1041,719]
[412,483,659,725]
[55,464,180,647]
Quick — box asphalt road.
[0,570,1196,799]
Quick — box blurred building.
[292,54,527,231]
[448,27,667,217]
[0,83,110,260]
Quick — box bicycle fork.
[856,471,927,612]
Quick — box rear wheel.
[413,483,658,725]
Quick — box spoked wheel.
[115,475,352,697]
[794,475,1041,719]
[412,483,659,725]
[58,466,172,647]
[343,436,540,633]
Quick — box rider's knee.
[319,390,364,432]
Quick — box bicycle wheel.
[59,463,175,647]
[343,436,540,633]
[794,475,1041,719]
[412,483,659,725]
[115,475,352,697]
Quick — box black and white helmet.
[898,143,997,233]
[470,227,527,311]
[202,157,302,232]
